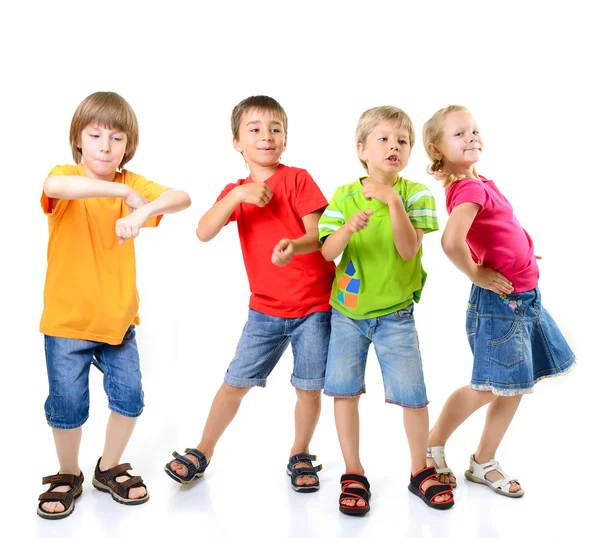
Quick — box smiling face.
[233,108,287,170]
[79,124,127,181]
[358,120,412,178]
[437,110,483,174]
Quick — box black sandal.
[165,448,210,484]
[408,466,454,510]
[339,473,371,516]
[37,471,84,519]
[286,453,322,492]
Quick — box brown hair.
[70,92,139,169]
[422,104,468,187]
[355,106,415,172]
[230,95,288,139]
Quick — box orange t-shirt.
[40,164,169,344]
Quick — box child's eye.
[379,137,388,142]
[250,128,259,133]
[90,134,100,138]
[399,140,407,145]
[113,137,122,141]
[271,128,280,133]
[473,130,480,135]
[455,132,463,136]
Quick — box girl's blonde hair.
[422,104,468,187]
[70,92,139,169]
[356,106,414,172]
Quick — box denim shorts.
[324,306,428,408]
[44,326,144,429]
[467,285,576,396]
[224,309,331,391]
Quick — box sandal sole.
[339,505,370,516]
[164,465,205,484]
[408,483,454,510]
[464,471,524,498]
[37,489,82,520]
[92,477,150,505]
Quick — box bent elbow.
[43,177,61,198]
[196,226,213,242]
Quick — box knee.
[222,383,251,400]
[295,388,321,403]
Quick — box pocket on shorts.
[488,318,523,368]
[393,304,414,319]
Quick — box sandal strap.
[340,487,370,504]
[422,484,454,501]
[492,476,519,489]
[38,490,73,502]
[172,451,202,474]
[290,464,322,478]
[105,463,133,477]
[118,475,144,490]
[42,473,78,486]
[426,446,446,459]
[340,473,370,490]
[289,453,317,465]
[410,466,437,488]
[184,448,208,468]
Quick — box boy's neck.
[366,170,399,187]
[82,162,118,182]
[248,162,281,183]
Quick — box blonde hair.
[70,92,139,169]
[231,95,288,139]
[422,104,469,187]
[356,106,415,172]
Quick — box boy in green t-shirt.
[318,106,454,515]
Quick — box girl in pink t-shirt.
[420,105,575,498]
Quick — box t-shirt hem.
[248,301,332,319]
[330,297,414,320]
[40,322,139,345]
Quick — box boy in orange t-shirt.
[38,92,191,519]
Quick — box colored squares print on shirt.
[337,260,360,308]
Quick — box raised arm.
[271,210,323,266]
[442,202,514,294]
[387,195,424,260]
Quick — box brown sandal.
[37,472,84,519]
[92,458,149,505]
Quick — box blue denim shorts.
[224,309,331,391]
[467,285,576,396]
[324,306,428,408]
[44,326,144,429]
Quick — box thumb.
[365,210,375,217]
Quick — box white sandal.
[464,454,524,498]
[426,446,457,488]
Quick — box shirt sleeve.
[292,169,328,218]
[447,179,487,213]
[405,185,439,233]
[126,171,170,228]
[215,181,243,225]
[318,187,345,243]
[40,164,78,219]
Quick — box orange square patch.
[338,274,351,290]
[344,294,358,308]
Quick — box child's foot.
[93,459,149,504]
[470,455,521,494]
[426,446,457,488]
[39,472,84,516]
[290,461,317,487]
[339,473,371,515]
[420,475,453,503]
[167,448,211,484]
[340,480,367,509]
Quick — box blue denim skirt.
[467,285,575,396]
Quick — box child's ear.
[357,142,365,159]
[428,143,442,159]
[232,137,242,153]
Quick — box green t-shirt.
[318,176,439,319]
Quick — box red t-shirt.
[445,176,539,292]
[217,164,336,317]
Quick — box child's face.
[438,111,483,169]
[358,121,411,177]
[79,124,127,180]
[233,108,286,168]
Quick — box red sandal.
[408,466,454,510]
[339,473,371,516]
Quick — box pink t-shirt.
[445,176,539,292]
[217,164,336,318]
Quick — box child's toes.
[510,482,521,493]
[130,486,146,499]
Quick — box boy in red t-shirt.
[165,96,335,492]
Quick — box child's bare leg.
[98,412,146,499]
[472,394,523,492]
[170,383,251,477]
[289,389,321,486]
[427,386,495,485]
[40,427,82,514]
[404,407,451,503]
[334,395,366,508]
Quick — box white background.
[0,1,597,537]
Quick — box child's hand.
[271,238,295,266]
[236,183,273,207]
[115,207,150,246]
[347,210,374,233]
[472,264,514,295]
[362,179,398,204]
[123,188,149,212]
